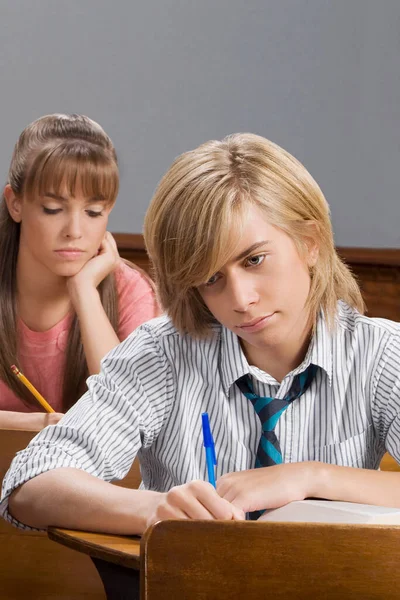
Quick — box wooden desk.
[49,520,400,600]
[48,527,142,600]
[9,435,399,599]
[48,527,141,569]
[141,520,400,599]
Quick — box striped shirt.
[2,301,400,529]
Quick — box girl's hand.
[43,412,65,427]
[216,463,315,514]
[67,232,120,294]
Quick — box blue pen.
[201,412,217,487]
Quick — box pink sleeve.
[115,261,160,342]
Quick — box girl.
[3,133,400,533]
[0,114,158,431]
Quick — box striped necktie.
[236,364,317,468]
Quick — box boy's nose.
[230,279,258,312]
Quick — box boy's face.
[198,204,318,371]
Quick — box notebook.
[258,500,400,524]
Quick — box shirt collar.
[219,311,333,395]
[219,326,251,395]
[303,311,333,385]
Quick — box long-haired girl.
[0,113,158,430]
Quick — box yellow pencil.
[11,365,55,413]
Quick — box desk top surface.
[48,527,141,569]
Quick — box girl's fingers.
[97,232,119,261]
[105,231,118,250]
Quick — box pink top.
[0,261,158,413]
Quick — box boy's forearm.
[8,467,161,535]
[308,461,400,507]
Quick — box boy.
[2,133,400,533]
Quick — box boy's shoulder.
[139,314,181,338]
[337,301,400,339]
[108,315,223,371]
[139,315,222,346]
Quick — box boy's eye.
[42,207,62,215]
[205,273,220,287]
[246,254,265,267]
[86,210,103,218]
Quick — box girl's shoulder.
[114,258,151,285]
[114,260,159,339]
[114,259,156,299]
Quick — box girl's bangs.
[25,144,119,205]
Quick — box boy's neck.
[241,319,313,383]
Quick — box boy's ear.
[4,184,23,223]
[304,221,320,267]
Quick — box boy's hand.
[216,463,314,514]
[146,480,245,527]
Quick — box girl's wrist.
[68,281,101,312]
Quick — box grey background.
[0,0,399,247]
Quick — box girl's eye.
[245,254,265,267]
[86,210,103,218]
[43,207,62,215]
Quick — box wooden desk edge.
[0,427,40,432]
[49,520,400,572]
[48,527,141,569]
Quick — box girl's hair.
[0,113,120,410]
[144,133,365,337]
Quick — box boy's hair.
[0,114,119,409]
[144,133,364,336]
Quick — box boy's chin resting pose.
[2,133,400,535]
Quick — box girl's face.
[7,181,113,278]
[197,204,318,369]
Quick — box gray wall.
[0,0,399,247]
